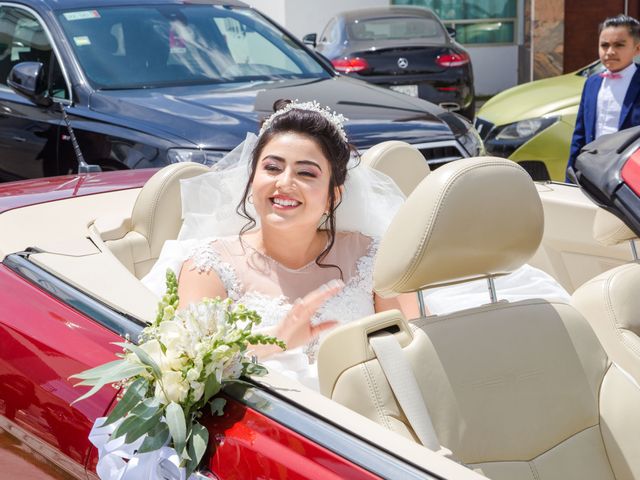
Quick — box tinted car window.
[0,6,68,98]
[57,5,328,89]
[348,16,446,42]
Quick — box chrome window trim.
[3,253,145,339]
[0,2,74,104]
[226,382,443,480]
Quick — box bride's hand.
[274,279,344,351]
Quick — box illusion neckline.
[237,235,330,273]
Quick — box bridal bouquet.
[71,270,284,479]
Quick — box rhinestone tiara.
[259,100,349,143]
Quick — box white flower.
[155,370,189,404]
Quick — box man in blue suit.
[567,14,640,182]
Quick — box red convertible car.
[1,139,640,479]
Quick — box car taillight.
[331,57,369,73]
[436,52,470,67]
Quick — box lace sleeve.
[188,241,243,301]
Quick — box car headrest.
[374,158,544,296]
[361,141,430,197]
[132,162,210,257]
[592,208,638,246]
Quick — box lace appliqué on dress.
[189,242,242,301]
[306,237,379,363]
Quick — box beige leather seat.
[318,158,640,479]
[572,209,640,384]
[90,162,209,278]
[361,141,430,196]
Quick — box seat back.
[361,141,430,197]
[573,209,640,384]
[91,162,209,278]
[318,158,640,479]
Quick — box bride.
[143,99,419,390]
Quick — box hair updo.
[237,99,356,274]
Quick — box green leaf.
[69,359,127,381]
[203,374,221,404]
[124,410,163,444]
[103,378,148,427]
[210,397,226,416]
[186,422,208,477]
[166,402,187,457]
[115,342,163,379]
[137,422,170,454]
[71,363,146,404]
[129,397,161,420]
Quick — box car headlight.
[167,149,228,167]
[459,123,486,156]
[494,116,559,141]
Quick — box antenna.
[57,103,101,174]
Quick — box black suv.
[0,0,483,181]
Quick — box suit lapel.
[585,75,603,141]
[619,66,640,128]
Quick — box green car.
[475,61,604,181]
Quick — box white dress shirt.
[596,62,637,138]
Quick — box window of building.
[391,0,517,45]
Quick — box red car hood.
[0,169,157,213]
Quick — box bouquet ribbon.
[89,417,194,480]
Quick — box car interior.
[1,142,639,479]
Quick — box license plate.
[389,84,418,97]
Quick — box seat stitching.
[528,461,540,480]
[361,362,393,430]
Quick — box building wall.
[468,46,519,95]
[532,0,564,79]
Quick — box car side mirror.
[7,62,52,107]
[302,33,317,48]
[446,26,456,38]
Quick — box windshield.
[348,16,446,42]
[57,5,329,89]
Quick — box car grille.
[474,117,495,141]
[414,141,467,170]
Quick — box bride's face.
[252,132,332,231]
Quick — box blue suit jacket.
[567,66,640,180]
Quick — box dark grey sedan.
[304,6,475,120]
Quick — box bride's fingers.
[311,320,339,336]
[299,279,345,314]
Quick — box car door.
[0,5,70,181]
[0,256,123,479]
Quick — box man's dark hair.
[600,14,640,41]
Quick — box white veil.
[141,132,406,296]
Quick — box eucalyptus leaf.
[166,402,187,456]
[210,397,226,416]
[124,410,163,444]
[129,397,161,421]
[186,422,208,477]
[115,342,163,379]
[69,359,127,381]
[103,378,148,427]
[137,422,170,454]
[71,363,146,404]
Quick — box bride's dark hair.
[237,99,356,274]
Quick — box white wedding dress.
[144,231,378,391]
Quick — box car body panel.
[481,75,584,124]
[0,263,120,477]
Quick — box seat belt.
[369,332,441,451]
